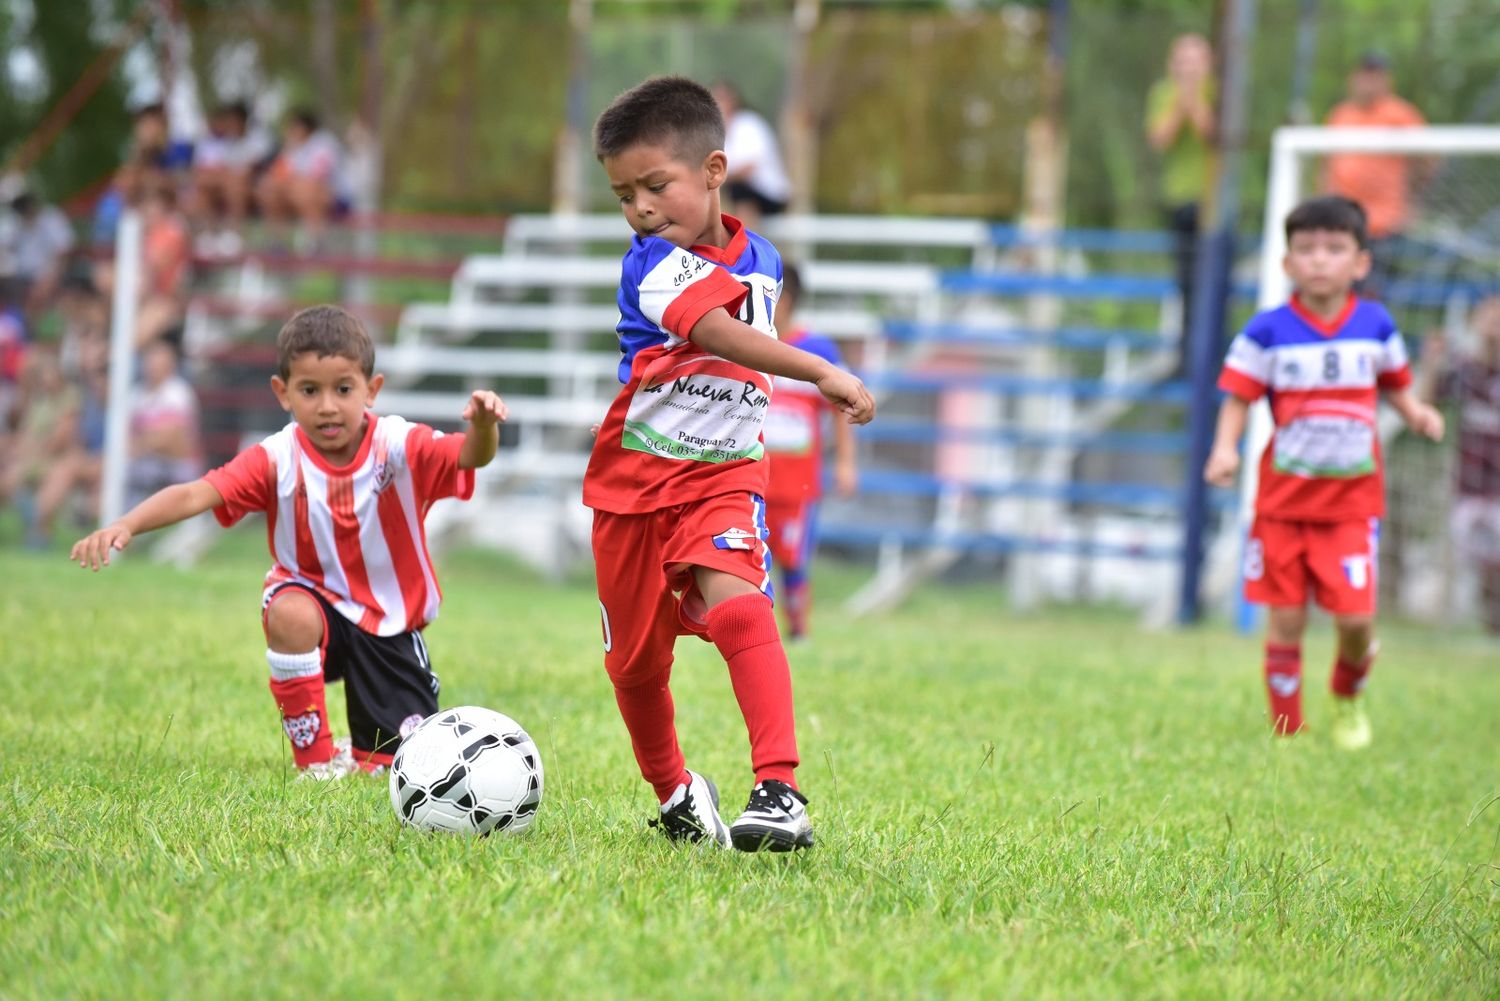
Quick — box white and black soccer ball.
[389,706,543,836]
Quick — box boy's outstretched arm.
[1384,387,1445,441]
[457,389,508,469]
[70,479,224,570]
[1204,395,1250,488]
[690,308,876,425]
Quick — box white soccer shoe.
[651,770,732,847]
[730,780,815,852]
[297,738,358,782]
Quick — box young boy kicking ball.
[1206,196,1443,748]
[587,77,874,850]
[71,306,507,778]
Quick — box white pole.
[100,210,142,528]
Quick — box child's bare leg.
[692,565,798,788]
[1331,614,1377,697]
[263,587,335,768]
[1264,605,1308,734]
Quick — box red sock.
[1264,643,1304,735]
[267,648,333,768]
[613,667,690,803]
[706,593,799,788]
[1331,644,1376,698]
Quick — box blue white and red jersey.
[584,214,782,513]
[764,328,843,504]
[1218,293,1412,521]
[204,414,474,635]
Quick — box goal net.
[1239,125,1500,630]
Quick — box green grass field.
[3,537,1497,999]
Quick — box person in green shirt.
[1145,33,1217,370]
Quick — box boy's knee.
[1267,605,1307,644]
[265,590,324,652]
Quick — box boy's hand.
[1407,401,1445,441]
[817,369,876,425]
[70,524,133,571]
[1204,445,1241,488]
[462,390,508,427]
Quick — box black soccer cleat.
[729,780,814,852]
[649,770,731,848]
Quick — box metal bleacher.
[373,211,1223,615]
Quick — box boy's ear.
[704,150,728,190]
[269,374,291,412]
[365,372,384,404]
[1353,247,1373,282]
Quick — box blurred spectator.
[0,179,77,314]
[55,273,109,377]
[94,103,195,246]
[0,344,81,545]
[256,107,349,250]
[0,276,28,435]
[1322,52,1428,291]
[1145,33,1216,357]
[127,338,200,507]
[189,100,272,257]
[711,81,792,231]
[32,355,107,545]
[1420,296,1500,633]
[92,179,191,349]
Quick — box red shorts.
[1244,516,1379,615]
[765,495,819,571]
[593,491,772,687]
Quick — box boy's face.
[271,352,383,464]
[1283,228,1370,301]
[604,141,727,249]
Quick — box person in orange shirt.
[1322,52,1428,293]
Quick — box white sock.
[266,648,321,681]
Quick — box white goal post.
[1235,125,1500,626]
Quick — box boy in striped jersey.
[70,306,507,778]
[1205,196,1444,748]
[589,77,874,851]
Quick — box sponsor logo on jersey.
[713,527,758,551]
[1267,673,1301,698]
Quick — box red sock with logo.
[1264,643,1304,735]
[706,592,799,788]
[266,648,334,768]
[613,667,690,804]
[1331,644,1376,698]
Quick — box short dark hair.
[1285,195,1369,249]
[276,305,374,380]
[288,106,320,133]
[217,100,250,125]
[593,76,724,163]
[134,102,166,122]
[781,262,803,306]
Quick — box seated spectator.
[255,107,348,250]
[0,180,77,314]
[92,180,192,349]
[0,275,27,436]
[189,100,272,256]
[33,355,107,545]
[127,338,200,507]
[0,344,81,544]
[55,272,109,377]
[94,103,194,246]
[711,80,792,231]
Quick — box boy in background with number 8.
[1205,196,1443,748]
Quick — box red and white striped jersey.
[204,414,474,635]
[1218,294,1412,521]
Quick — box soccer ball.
[389,706,543,836]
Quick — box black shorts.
[265,582,440,758]
[725,180,788,217]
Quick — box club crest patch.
[282,710,322,750]
[1267,673,1301,698]
[712,527,758,551]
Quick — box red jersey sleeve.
[406,424,475,503]
[202,444,273,527]
[1217,328,1270,402]
[635,244,749,340]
